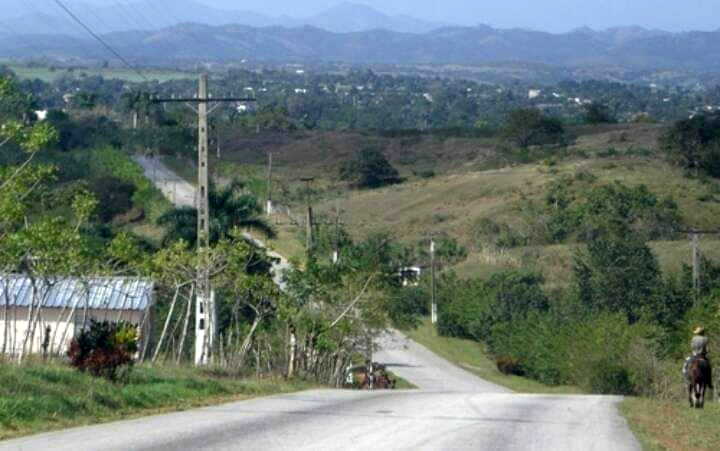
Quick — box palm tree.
[157,180,275,247]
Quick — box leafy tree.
[573,230,662,324]
[88,176,136,222]
[339,147,401,189]
[660,114,720,177]
[157,180,275,247]
[502,108,565,148]
[583,102,615,124]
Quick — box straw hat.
[694,326,706,335]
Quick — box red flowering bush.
[68,320,138,381]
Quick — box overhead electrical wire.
[51,0,148,82]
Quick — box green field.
[0,362,314,440]
[6,64,192,83]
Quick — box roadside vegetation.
[4,61,720,450]
[0,361,314,440]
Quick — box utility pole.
[266,152,273,216]
[301,177,315,255]
[196,74,211,366]
[333,199,341,264]
[152,74,255,366]
[678,228,720,303]
[430,237,437,324]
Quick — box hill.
[3,23,720,71]
[193,123,720,283]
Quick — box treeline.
[5,64,715,133]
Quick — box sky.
[12,0,720,33]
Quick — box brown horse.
[688,357,712,408]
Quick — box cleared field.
[7,65,191,83]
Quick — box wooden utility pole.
[430,237,437,324]
[301,177,315,255]
[152,74,255,365]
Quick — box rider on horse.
[684,326,713,389]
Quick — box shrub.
[68,320,138,381]
[89,176,136,222]
[496,356,524,376]
[586,358,634,395]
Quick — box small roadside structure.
[0,275,154,359]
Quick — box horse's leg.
[689,383,694,408]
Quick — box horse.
[687,357,712,408]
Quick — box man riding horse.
[683,326,713,390]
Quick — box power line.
[51,0,148,82]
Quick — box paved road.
[0,331,639,451]
[134,156,291,289]
[8,157,637,450]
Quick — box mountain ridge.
[2,20,720,72]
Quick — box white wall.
[0,307,147,356]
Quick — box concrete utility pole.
[266,152,273,216]
[430,237,437,324]
[678,228,720,303]
[152,74,255,365]
[333,199,341,264]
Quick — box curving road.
[0,156,641,450]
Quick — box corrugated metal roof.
[0,275,154,311]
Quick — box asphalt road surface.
[3,158,642,450]
[1,330,640,451]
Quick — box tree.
[502,108,565,148]
[339,147,401,189]
[660,114,720,177]
[157,180,275,247]
[583,102,615,124]
[573,230,662,324]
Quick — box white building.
[528,89,542,99]
[0,275,154,357]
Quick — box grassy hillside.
[6,64,191,83]
[0,362,313,440]
[317,153,720,283]
[196,122,720,283]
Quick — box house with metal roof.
[0,275,155,358]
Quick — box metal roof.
[0,275,154,311]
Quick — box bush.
[68,320,138,381]
[587,358,634,395]
[496,356,524,376]
[89,176,136,222]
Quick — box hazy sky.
[22,0,720,32]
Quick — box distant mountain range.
[2,21,720,73]
[0,1,446,35]
[1,1,719,73]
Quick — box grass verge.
[0,362,315,441]
[621,397,720,451]
[404,319,581,394]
